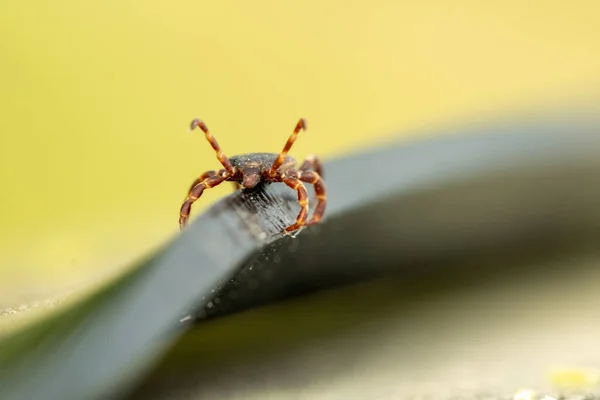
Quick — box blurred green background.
[0,1,599,319]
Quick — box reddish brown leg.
[186,170,216,197]
[299,154,323,178]
[190,119,235,175]
[268,118,306,177]
[179,174,226,229]
[281,175,309,232]
[298,170,326,225]
[186,169,228,200]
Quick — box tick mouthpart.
[242,170,260,189]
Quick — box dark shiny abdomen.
[229,153,296,170]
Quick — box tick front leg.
[269,118,307,177]
[298,170,326,225]
[281,175,309,233]
[299,154,323,178]
[189,119,235,175]
[179,174,226,230]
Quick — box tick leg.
[186,169,228,199]
[299,154,323,178]
[190,119,235,175]
[268,118,307,177]
[186,170,216,197]
[298,170,326,225]
[179,174,226,230]
[281,175,309,232]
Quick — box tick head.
[241,167,261,189]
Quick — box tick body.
[179,118,326,234]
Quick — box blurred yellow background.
[0,0,599,308]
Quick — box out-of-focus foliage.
[1,0,599,308]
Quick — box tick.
[179,118,327,233]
